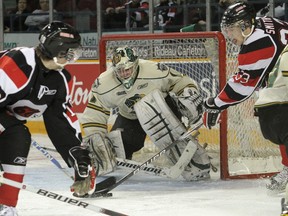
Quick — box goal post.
[98,32,281,180]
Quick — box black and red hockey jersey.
[214,17,288,109]
[0,47,82,165]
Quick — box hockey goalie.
[81,46,211,181]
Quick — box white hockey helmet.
[112,47,139,90]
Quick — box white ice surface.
[15,134,283,216]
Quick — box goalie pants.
[256,104,288,158]
[111,95,182,159]
[0,112,31,207]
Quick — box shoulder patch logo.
[14,157,27,165]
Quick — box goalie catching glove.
[202,97,222,129]
[68,146,96,197]
[170,87,203,125]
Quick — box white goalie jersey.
[81,59,199,137]
[255,44,288,108]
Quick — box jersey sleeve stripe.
[82,122,107,130]
[282,71,288,77]
[228,80,255,95]
[238,46,275,65]
[87,103,110,115]
[1,55,28,88]
[217,84,247,104]
[239,57,273,71]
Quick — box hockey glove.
[202,97,222,129]
[68,146,96,197]
[170,88,203,125]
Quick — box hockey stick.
[116,157,167,177]
[39,129,199,180]
[117,130,200,179]
[34,147,191,179]
[38,145,181,179]
[0,165,127,216]
[31,140,74,180]
[92,120,203,196]
[31,139,117,196]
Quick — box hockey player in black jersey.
[0,21,96,215]
[202,2,288,195]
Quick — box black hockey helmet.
[221,2,256,31]
[39,21,81,60]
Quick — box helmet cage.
[221,19,253,39]
[58,47,82,62]
[112,47,139,90]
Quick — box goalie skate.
[0,204,19,216]
[267,166,288,195]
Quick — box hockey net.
[98,32,282,180]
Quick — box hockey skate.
[266,166,288,195]
[0,204,19,216]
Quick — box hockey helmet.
[39,21,82,62]
[112,47,139,90]
[221,2,256,37]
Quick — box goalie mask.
[221,2,256,44]
[112,47,139,90]
[39,21,82,67]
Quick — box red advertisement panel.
[65,63,100,113]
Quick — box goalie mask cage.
[98,32,282,180]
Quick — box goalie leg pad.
[135,89,210,180]
[134,89,187,146]
[107,130,126,159]
[83,133,116,176]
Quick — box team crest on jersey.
[125,94,145,108]
[38,85,57,100]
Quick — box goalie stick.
[34,146,199,179]
[0,164,127,216]
[31,140,116,197]
[90,120,203,197]
[116,130,200,179]
[38,144,186,179]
